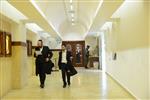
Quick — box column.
[11,21,28,89]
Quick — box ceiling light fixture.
[70,4,73,10]
[71,18,74,22]
[70,0,73,3]
[71,13,74,18]
[72,22,75,26]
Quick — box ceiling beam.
[85,0,124,38]
[8,0,60,38]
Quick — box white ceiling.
[6,0,124,41]
[34,0,102,40]
[0,0,28,23]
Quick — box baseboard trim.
[106,72,139,100]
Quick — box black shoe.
[40,84,44,88]
[63,84,67,88]
[85,67,88,69]
[68,82,71,86]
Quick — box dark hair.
[87,45,90,48]
[38,39,43,42]
[38,40,43,45]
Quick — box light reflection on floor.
[2,68,134,100]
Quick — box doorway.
[62,41,85,67]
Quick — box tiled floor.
[2,68,134,100]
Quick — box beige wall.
[104,1,149,99]
[26,30,40,46]
[0,19,12,98]
[26,30,40,76]
[0,17,38,98]
[148,2,150,98]
[11,46,28,88]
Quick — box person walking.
[34,40,51,88]
[84,45,90,69]
[58,44,72,88]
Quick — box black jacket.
[58,51,72,69]
[34,46,51,75]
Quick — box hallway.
[0,0,150,99]
[2,68,134,100]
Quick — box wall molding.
[32,46,62,51]
[12,41,26,47]
[50,49,62,51]
[106,72,138,99]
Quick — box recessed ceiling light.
[71,18,74,22]
[71,13,74,18]
[70,0,73,3]
[70,5,73,10]
[72,22,75,26]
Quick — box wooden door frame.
[62,41,85,67]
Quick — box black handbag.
[45,60,54,74]
[49,60,54,68]
[68,64,77,76]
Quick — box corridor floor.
[2,68,134,100]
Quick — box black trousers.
[61,63,70,85]
[39,73,46,85]
[37,62,46,85]
[85,57,89,68]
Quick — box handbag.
[68,64,77,76]
[45,60,54,74]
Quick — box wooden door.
[62,41,85,67]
